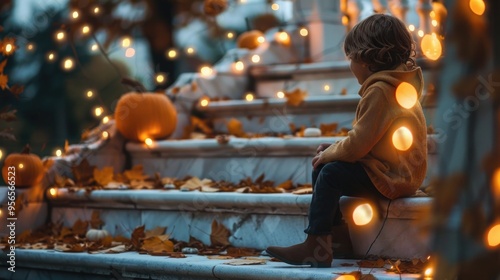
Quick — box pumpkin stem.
[21,144,31,154]
[121,77,148,93]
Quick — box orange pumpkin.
[237,30,265,50]
[2,145,44,188]
[114,92,177,142]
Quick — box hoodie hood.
[358,64,424,98]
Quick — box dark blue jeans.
[304,161,385,235]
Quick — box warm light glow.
[299,27,308,37]
[493,168,500,199]
[0,149,3,160]
[424,267,433,277]
[200,66,215,78]
[94,107,104,117]
[102,116,110,124]
[431,20,438,27]
[49,188,58,196]
[156,73,166,84]
[251,54,261,63]
[55,149,62,157]
[232,60,245,72]
[93,6,101,14]
[91,43,99,52]
[26,43,35,51]
[18,163,24,169]
[200,97,210,107]
[421,33,442,61]
[121,37,132,48]
[395,82,418,109]
[392,126,413,151]
[470,0,485,16]
[486,223,500,247]
[240,0,247,3]
[71,10,79,19]
[4,43,13,54]
[276,91,285,98]
[323,84,331,92]
[167,49,177,59]
[62,58,75,70]
[125,48,135,57]
[82,25,91,34]
[271,3,279,10]
[86,90,94,98]
[227,32,234,39]
[408,24,415,32]
[186,47,195,55]
[342,15,349,26]
[353,203,373,226]
[47,52,56,62]
[145,138,153,147]
[275,31,290,46]
[257,36,265,44]
[418,30,424,37]
[245,93,254,101]
[430,11,436,18]
[56,31,65,41]
[102,131,109,139]
[0,209,2,217]
[336,275,356,280]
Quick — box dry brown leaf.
[210,220,230,247]
[204,0,228,16]
[226,247,260,257]
[54,243,86,253]
[89,211,104,229]
[191,116,213,135]
[180,177,212,191]
[72,219,89,237]
[89,244,128,254]
[0,109,16,122]
[0,59,7,73]
[131,225,145,250]
[145,226,167,238]
[129,180,155,189]
[0,73,8,90]
[9,84,23,97]
[123,165,149,181]
[72,159,96,185]
[227,118,245,137]
[320,122,338,136]
[168,252,187,258]
[104,181,127,189]
[357,258,386,268]
[275,180,293,190]
[94,166,114,187]
[113,235,130,244]
[223,259,266,265]
[141,236,174,254]
[285,88,308,106]
[292,187,313,195]
[207,255,234,259]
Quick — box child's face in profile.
[349,59,373,85]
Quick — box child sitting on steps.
[266,13,428,268]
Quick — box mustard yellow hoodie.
[319,64,427,199]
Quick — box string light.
[62,57,75,71]
[26,43,35,52]
[352,203,373,226]
[125,48,135,57]
[18,163,24,169]
[323,84,331,92]
[55,149,62,157]
[166,49,178,59]
[276,91,285,98]
[49,188,57,197]
[200,97,210,107]
[102,116,110,124]
[486,223,500,247]
[245,92,254,102]
[186,47,195,55]
[144,138,154,147]
[155,73,167,84]
[55,31,66,41]
[417,30,424,37]
[200,65,215,78]
[431,20,438,27]
[275,30,290,46]
[299,27,308,37]
[395,82,418,109]
[0,149,3,160]
[424,267,433,279]
[102,131,109,139]
[408,24,415,32]
[470,0,485,16]
[121,37,132,48]
[342,15,349,26]
[271,3,279,10]
[392,126,413,151]
[226,32,235,39]
[421,33,442,61]
[46,52,57,62]
[4,43,13,55]
[94,106,104,117]
[232,60,245,73]
[82,25,91,35]
[257,36,265,44]
[86,90,94,99]
[251,54,261,63]
[71,10,79,20]
[93,6,101,15]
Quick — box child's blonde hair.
[344,14,416,72]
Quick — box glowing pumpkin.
[237,30,265,50]
[1,145,44,188]
[114,92,177,142]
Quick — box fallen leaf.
[129,180,155,189]
[89,244,127,254]
[292,187,313,194]
[227,118,245,137]
[224,259,266,265]
[94,166,114,186]
[320,122,338,136]
[123,165,149,181]
[357,258,386,268]
[54,243,86,253]
[275,180,293,190]
[210,220,230,247]
[72,219,89,237]
[226,247,260,257]
[72,159,96,185]
[145,226,167,238]
[207,255,234,259]
[131,225,145,250]
[141,236,174,254]
[104,181,128,189]
[0,59,7,73]
[0,109,16,122]
[180,177,212,191]
[168,252,186,258]
[0,73,8,90]
[89,211,104,229]
[191,116,213,135]
[285,88,308,106]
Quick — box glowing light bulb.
[232,60,245,73]
[167,49,178,59]
[18,163,24,169]
[156,73,166,84]
[395,82,418,109]
[276,91,285,98]
[493,168,500,199]
[299,27,308,37]
[49,188,57,196]
[421,33,442,61]
[102,131,109,139]
[257,36,265,44]
[431,20,438,27]
[275,31,290,46]
[121,37,132,48]
[323,84,331,92]
[4,43,13,55]
[245,93,254,101]
[71,10,79,19]
[342,15,349,26]
[93,6,100,14]
[227,32,235,39]
[86,90,94,98]
[200,97,210,107]
[430,11,436,18]
[418,30,424,37]
[470,0,485,16]
[82,25,91,34]
[94,107,104,117]
[47,52,56,62]
[271,3,279,10]
[352,203,373,225]
[408,24,415,32]
[55,149,62,157]
[392,126,413,151]
[200,66,215,78]
[102,116,110,124]
[26,43,35,51]
[56,31,65,41]
[424,267,433,278]
[486,223,500,247]
[91,44,98,52]
[62,58,75,71]
[186,47,195,55]
[251,54,261,63]
[125,48,135,57]
[0,149,3,160]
